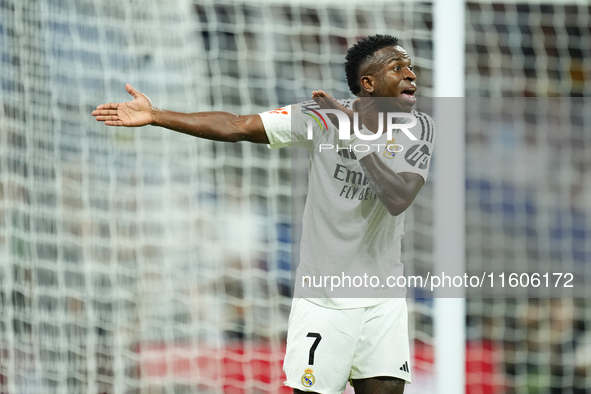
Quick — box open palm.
[92,84,154,127]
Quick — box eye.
[409,65,414,71]
[393,65,401,71]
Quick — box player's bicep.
[259,105,315,150]
[233,114,270,144]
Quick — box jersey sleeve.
[258,103,319,151]
[395,111,436,182]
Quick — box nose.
[404,67,416,81]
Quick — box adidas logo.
[399,361,409,373]
[337,149,358,160]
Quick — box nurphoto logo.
[305,109,418,141]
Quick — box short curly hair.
[345,35,400,95]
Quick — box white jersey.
[259,100,435,309]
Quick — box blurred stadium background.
[0,0,590,393]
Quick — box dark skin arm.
[92,83,269,144]
[151,110,269,143]
[312,89,424,216]
[359,157,424,216]
[93,85,424,216]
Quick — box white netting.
[2,0,590,393]
[0,1,434,393]
[464,2,591,393]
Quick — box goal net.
[464,2,591,393]
[0,1,434,393]
[0,0,589,393]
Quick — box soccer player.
[93,34,435,394]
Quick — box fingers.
[94,115,123,126]
[311,90,330,98]
[312,89,342,111]
[95,103,120,110]
[93,105,122,126]
[93,107,120,121]
[126,83,139,98]
[92,109,119,116]
[94,115,119,121]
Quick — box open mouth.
[400,88,417,104]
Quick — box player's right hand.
[312,90,358,135]
[92,84,154,127]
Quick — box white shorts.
[283,297,411,394]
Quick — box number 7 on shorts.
[306,332,322,365]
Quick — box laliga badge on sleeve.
[301,368,315,387]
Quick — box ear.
[360,75,375,94]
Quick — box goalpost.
[433,1,466,394]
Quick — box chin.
[388,97,415,112]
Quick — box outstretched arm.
[92,84,269,144]
[312,89,425,216]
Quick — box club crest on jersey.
[383,139,397,159]
[301,368,315,387]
